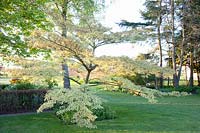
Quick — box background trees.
[119,0,200,88]
[1,0,199,89]
[184,0,200,87]
[119,0,166,88]
[167,0,200,87]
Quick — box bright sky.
[95,0,152,58]
[103,0,145,31]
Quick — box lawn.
[0,90,200,133]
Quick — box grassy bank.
[0,90,200,133]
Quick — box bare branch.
[68,76,81,85]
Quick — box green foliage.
[44,78,58,89]
[141,0,162,23]
[119,20,153,28]
[102,77,190,103]
[161,86,200,94]
[93,105,116,121]
[0,0,51,56]
[57,111,75,125]
[0,84,9,90]
[4,80,45,90]
[124,73,155,87]
[101,77,158,103]
[97,56,173,79]
[4,57,63,86]
[37,87,103,128]
[0,89,47,114]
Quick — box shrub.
[196,89,200,94]
[160,87,175,92]
[0,89,47,114]
[102,77,159,103]
[124,73,155,87]
[0,84,9,90]
[57,104,116,125]
[57,111,75,125]
[101,77,190,103]
[4,80,45,90]
[37,87,103,129]
[44,78,58,89]
[161,86,200,94]
[93,105,116,121]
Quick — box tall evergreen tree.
[184,0,200,87]
[119,0,165,88]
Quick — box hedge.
[0,89,47,114]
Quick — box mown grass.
[0,90,200,133]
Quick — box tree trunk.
[158,2,162,68]
[61,0,71,89]
[84,63,98,84]
[177,15,185,87]
[197,70,200,86]
[189,49,194,87]
[62,63,71,88]
[85,70,91,84]
[91,46,96,57]
[185,65,188,85]
[171,0,178,88]
[167,77,170,87]
[158,0,163,88]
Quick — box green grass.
[1,90,200,133]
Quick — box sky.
[103,0,145,31]
[95,0,151,58]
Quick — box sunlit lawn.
[1,90,200,133]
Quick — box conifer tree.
[119,0,165,88]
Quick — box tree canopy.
[0,0,51,56]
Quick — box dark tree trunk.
[171,0,179,88]
[158,0,163,89]
[189,50,194,87]
[197,70,200,86]
[173,74,179,88]
[62,63,71,88]
[84,64,97,84]
[177,18,185,87]
[61,0,71,89]
[85,70,92,84]
[167,77,170,87]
